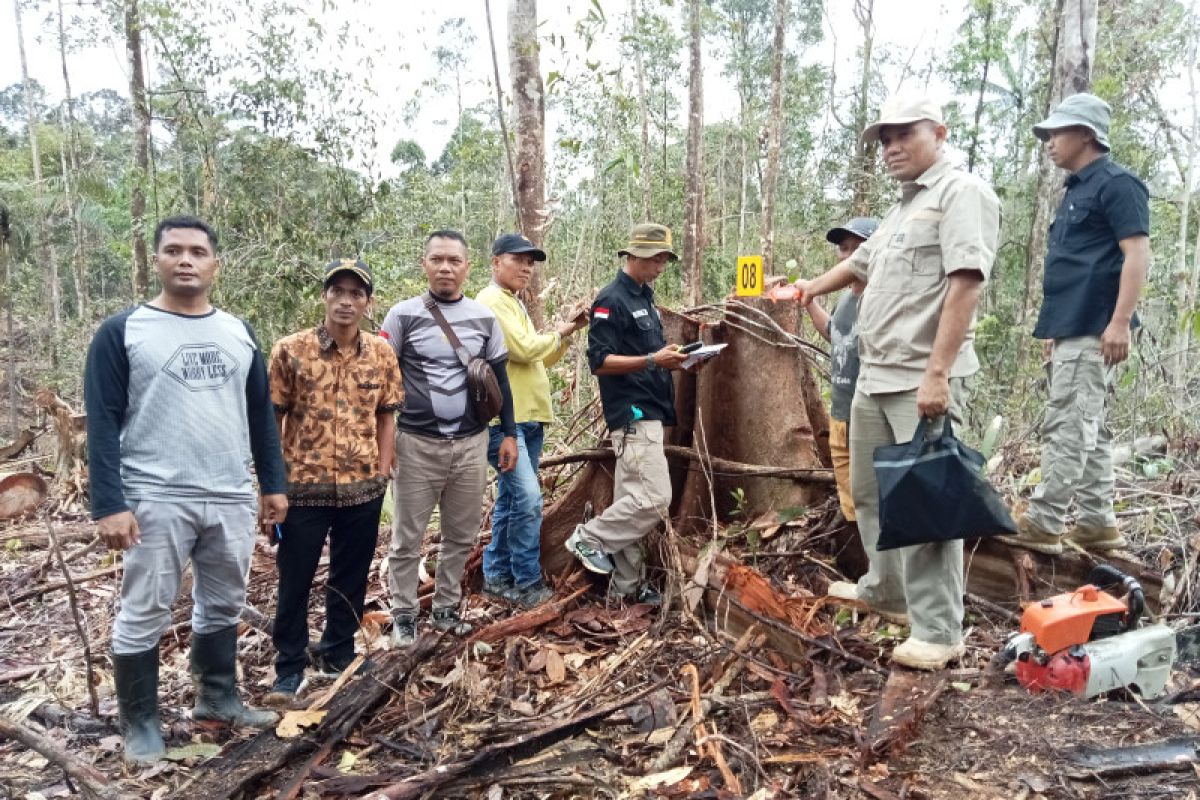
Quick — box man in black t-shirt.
[565,223,689,603]
[999,93,1151,556]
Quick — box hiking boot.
[391,611,417,648]
[995,515,1063,555]
[891,637,966,671]
[510,580,554,609]
[1064,523,1127,552]
[431,607,473,636]
[112,646,165,766]
[482,576,515,602]
[190,626,278,728]
[565,527,615,574]
[309,650,375,677]
[826,580,910,625]
[611,583,663,607]
[263,672,303,706]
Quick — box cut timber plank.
[1066,736,1200,777]
[862,668,947,763]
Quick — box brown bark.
[759,0,789,274]
[0,209,15,435]
[508,0,546,327]
[863,669,947,762]
[1021,0,1097,322]
[126,0,151,300]
[681,0,705,306]
[56,0,87,320]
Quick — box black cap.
[825,217,880,245]
[323,258,374,294]
[491,233,547,262]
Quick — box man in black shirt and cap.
[565,223,689,603]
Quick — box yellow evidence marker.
[735,255,763,297]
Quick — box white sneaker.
[891,637,965,670]
[826,581,910,625]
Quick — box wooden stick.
[0,714,116,800]
[727,596,887,675]
[44,516,100,717]
[538,445,836,483]
[6,563,121,604]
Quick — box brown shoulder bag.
[424,296,503,423]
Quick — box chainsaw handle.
[1085,564,1144,630]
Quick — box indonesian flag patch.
[379,330,391,340]
[593,307,610,320]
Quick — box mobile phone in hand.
[679,341,704,354]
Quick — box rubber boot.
[190,625,278,728]
[112,647,166,766]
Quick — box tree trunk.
[759,0,788,275]
[1174,6,1198,390]
[0,210,15,436]
[508,0,547,328]
[13,0,61,356]
[126,0,151,300]
[56,0,87,321]
[681,0,705,306]
[630,0,653,219]
[966,1,995,174]
[1021,0,1097,323]
[849,0,877,215]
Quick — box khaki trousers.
[575,420,672,596]
[1026,335,1116,533]
[849,382,966,645]
[388,429,488,612]
[829,418,856,521]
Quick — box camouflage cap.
[618,223,679,261]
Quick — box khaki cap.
[861,96,945,144]
[1033,92,1111,151]
[618,222,679,260]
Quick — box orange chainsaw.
[998,565,1176,699]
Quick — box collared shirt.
[848,157,1001,394]
[586,270,676,431]
[477,282,569,424]
[269,324,403,508]
[1032,156,1150,340]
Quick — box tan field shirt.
[848,157,1001,394]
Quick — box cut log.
[0,472,47,519]
[861,668,947,762]
[540,460,614,577]
[182,632,441,799]
[0,428,37,459]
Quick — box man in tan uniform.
[798,97,1001,670]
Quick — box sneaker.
[391,611,417,647]
[891,637,966,670]
[510,580,554,609]
[263,672,302,706]
[826,580,910,625]
[482,576,515,602]
[1064,523,1127,552]
[565,527,615,574]
[431,607,473,636]
[995,515,1063,555]
[309,650,375,677]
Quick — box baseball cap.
[1033,92,1111,151]
[826,217,880,244]
[861,96,945,144]
[491,233,547,262]
[618,223,679,261]
[323,258,373,294]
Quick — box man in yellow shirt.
[477,234,587,608]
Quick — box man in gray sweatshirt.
[85,215,287,765]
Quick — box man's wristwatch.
[644,354,655,371]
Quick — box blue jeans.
[483,422,545,589]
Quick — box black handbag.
[873,416,1017,551]
[423,296,503,423]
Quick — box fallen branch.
[0,714,116,800]
[362,677,673,800]
[539,445,835,483]
[727,596,887,675]
[6,563,122,604]
[469,584,589,643]
[862,668,947,762]
[45,516,100,717]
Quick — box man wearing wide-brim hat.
[997,92,1151,557]
[564,223,689,605]
[795,95,1002,670]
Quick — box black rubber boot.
[112,647,165,765]
[190,625,278,728]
